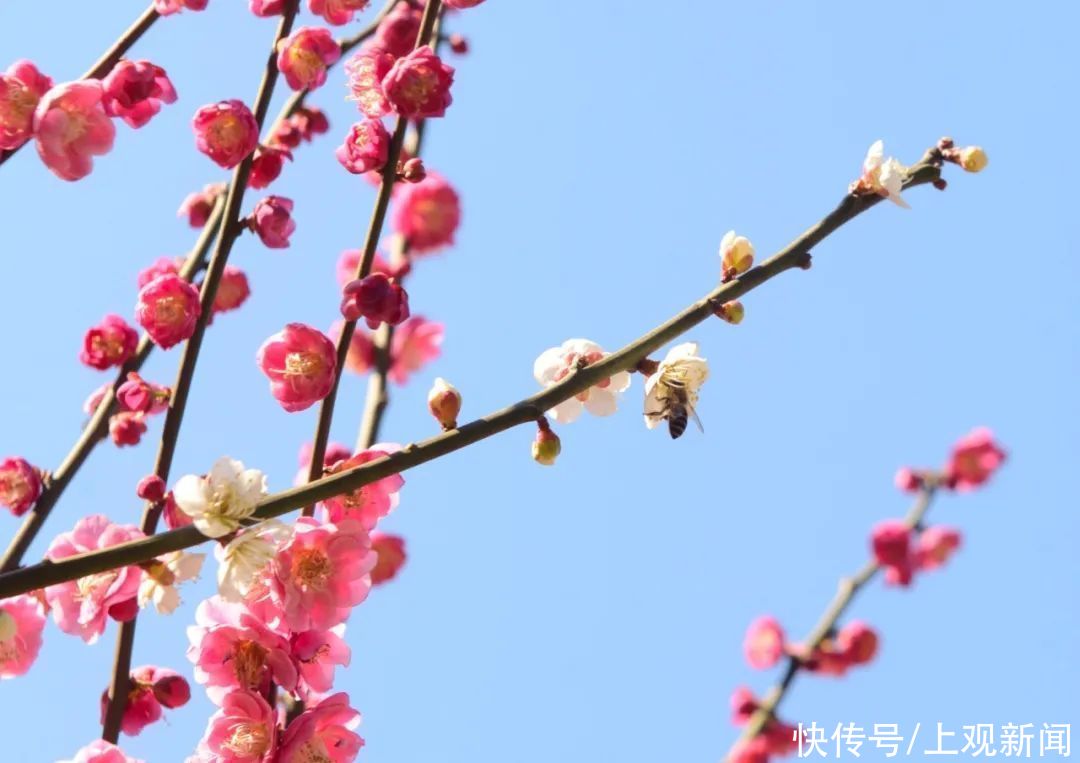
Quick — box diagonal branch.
[100,2,300,742]
[727,484,940,758]
[0,3,161,168]
[0,145,948,599]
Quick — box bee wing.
[687,403,705,433]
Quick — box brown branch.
[0,197,225,573]
[302,0,444,512]
[728,485,939,759]
[0,3,161,168]
[100,3,300,741]
[0,144,948,599]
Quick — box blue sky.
[0,1,1077,761]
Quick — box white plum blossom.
[719,230,755,277]
[643,342,709,429]
[215,519,293,602]
[138,551,205,614]
[533,338,632,424]
[172,457,267,538]
[857,140,910,208]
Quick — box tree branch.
[0,145,947,600]
[728,485,939,758]
[0,3,161,168]
[100,2,300,741]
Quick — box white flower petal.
[609,370,632,393]
[548,398,583,424]
[172,475,210,518]
[195,514,238,539]
[208,456,243,487]
[584,388,619,417]
[533,346,567,385]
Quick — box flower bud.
[136,474,167,502]
[532,427,561,466]
[893,467,923,493]
[870,519,910,568]
[341,273,410,329]
[400,157,426,183]
[719,230,754,280]
[192,99,258,169]
[449,34,469,55]
[250,195,295,249]
[109,412,147,447]
[427,377,462,430]
[957,146,988,173]
[836,620,879,666]
[151,669,191,708]
[716,300,745,324]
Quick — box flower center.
[0,83,38,131]
[0,609,16,642]
[76,570,118,601]
[413,198,450,232]
[285,351,323,379]
[0,473,29,506]
[211,114,244,151]
[291,548,332,590]
[153,296,186,328]
[225,722,271,757]
[91,332,125,361]
[145,559,176,587]
[232,638,268,688]
[399,67,437,108]
[209,483,237,516]
[290,48,325,85]
[60,105,88,145]
[293,737,333,763]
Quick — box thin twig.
[0,3,160,168]
[0,198,225,573]
[100,3,300,741]
[728,486,939,758]
[302,0,444,512]
[0,146,947,598]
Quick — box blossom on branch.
[81,314,139,370]
[944,427,1006,491]
[172,457,268,538]
[256,323,338,412]
[322,448,404,529]
[373,4,422,57]
[390,171,461,253]
[388,315,443,385]
[852,139,909,208]
[642,342,709,433]
[743,616,785,669]
[0,456,43,517]
[60,740,143,763]
[534,339,632,424]
[335,119,391,174]
[135,273,202,349]
[216,519,293,602]
[370,533,407,585]
[277,27,341,92]
[0,594,46,678]
[277,692,364,763]
[345,47,396,118]
[33,81,115,181]
[382,46,455,119]
[292,626,351,698]
[249,144,292,190]
[213,266,251,315]
[192,99,258,169]
[250,195,296,248]
[341,272,410,328]
[138,550,205,614]
[194,689,276,761]
[154,0,207,15]
[101,60,177,129]
[309,0,371,26]
[178,183,226,227]
[0,60,52,150]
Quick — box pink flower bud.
[335,118,391,174]
[743,616,785,669]
[730,686,759,726]
[390,172,461,253]
[135,274,202,349]
[150,668,190,709]
[532,427,561,466]
[427,377,461,430]
[99,680,161,737]
[293,105,329,140]
[308,0,371,25]
[336,248,396,286]
[883,559,915,587]
[213,266,251,315]
[249,144,293,190]
[177,183,225,227]
[0,457,42,517]
[374,4,422,57]
[913,526,962,571]
[83,383,110,416]
[0,60,53,150]
[101,59,177,129]
[249,0,284,16]
[33,81,115,181]
[80,314,139,370]
[341,273,410,329]
[382,45,455,119]
[192,99,258,169]
[154,0,208,14]
[388,316,443,385]
[277,27,341,92]
[161,491,193,530]
[943,427,1006,492]
[449,34,470,55]
[136,256,182,289]
[136,474,166,502]
[107,596,139,622]
[893,467,923,493]
[117,372,170,414]
[400,157,426,183]
[109,412,147,447]
[870,519,910,568]
[250,195,296,249]
[836,620,879,666]
[345,46,396,118]
[370,532,407,585]
[256,323,338,412]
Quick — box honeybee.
[645,380,704,439]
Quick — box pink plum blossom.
[161,491,194,531]
[270,105,330,147]
[322,448,404,529]
[389,315,443,384]
[0,60,52,150]
[390,171,461,253]
[533,339,632,424]
[117,372,171,414]
[109,412,147,447]
[195,689,276,762]
[187,597,297,703]
[308,0,371,26]
[33,80,115,181]
[381,45,455,119]
[743,616,785,670]
[341,273,410,329]
[249,0,284,15]
[345,47,395,118]
[137,256,182,288]
[373,4,422,57]
[335,119,390,174]
[213,266,251,315]
[44,514,145,643]
[154,0,208,14]
[277,692,364,763]
[0,594,46,678]
[179,183,225,227]
[61,740,144,763]
[102,59,177,128]
[913,526,962,572]
[256,323,337,412]
[836,621,879,666]
[192,99,258,169]
[270,517,375,631]
[277,27,341,92]
[292,626,350,697]
[944,427,1006,491]
[0,456,42,517]
[248,143,292,190]
[295,441,352,485]
[250,195,295,249]
[335,321,375,375]
[336,248,395,287]
[136,273,202,349]
[81,314,139,370]
[370,532,406,585]
[136,474,166,502]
